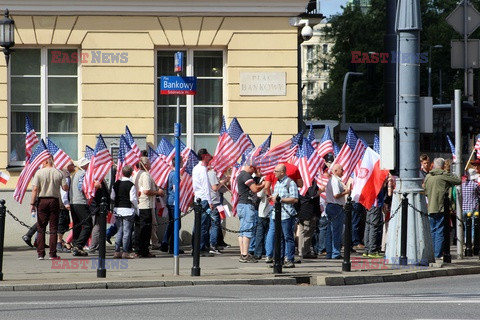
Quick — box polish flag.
[0,171,9,185]
[217,205,226,220]
[351,147,389,210]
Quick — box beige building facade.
[0,0,307,246]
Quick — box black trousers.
[135,208,153,256]
[58,209,71,234]
[71,204,93,249]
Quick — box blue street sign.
[174,52,183,73]
[160,76,197,95]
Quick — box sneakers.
[49,255,61,260]
[239,255,248,263]
[246,254,257,263]
[22,235,33,248]
[159,243,169,253]
[37,255,45,260]
[209,247,222,255]
[72,247,88,257]
[284,260,295,268]
[353,244,365,250]
[367,252,383,259]
[265,256,273,263]
[362,252,369,258]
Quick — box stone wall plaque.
[239,72,286,96]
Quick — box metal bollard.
[399,193,408,266]
[474,212,480,256]
[191,199,202,276]
[273,195,282,274]
[443,194,451,263]
[0,200,6,281]
[342,197,352,272]
[97,197,108,278]
[465,212,473,257]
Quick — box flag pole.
[464,148,476,172]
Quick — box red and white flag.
[148,146,171,189]
[297,138,323,196]
[217,205,226,220]
[46,138,72,170]
[0,171,10,185]
[475,136,480,159]
[351,147,389,210]
[25,115,39,162]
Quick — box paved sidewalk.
[1,245,480,291]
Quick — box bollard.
[443,194,451,263]
[97,197,107,278]
[273,195,282,274]
[399,193,408,266]
[465,212,473,257]
[474,212,480,256]
[0,200,6,281]
[342,197,352,272]
[191,199,202,276]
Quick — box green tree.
[310,0,473,122]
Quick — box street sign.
[451,39,480,69]
[174,52,183,73]
[160,76,197,95]
[446,2,480,36]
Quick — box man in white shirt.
[325,163,350,259]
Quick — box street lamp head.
[0,9,15,66]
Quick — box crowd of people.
[23,145,475,266]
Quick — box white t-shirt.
[325,174,346,206]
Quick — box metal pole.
[384,0,397,124]
[341,72,363,124]
[466,212,473,256]
[174,95,181,276]
[97,197,107,278]
[342,197,352,272]
[439,69,442,103]
[474,212,480,255]
[273,195,282,274]
[191,198,201,276]
[443,194,452,263]
[454,89,464,259]
[428,46,432,97]
[0,200,6,281]
[400,193,408,266]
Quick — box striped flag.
[211,117,253,177]
[83,135,113,200]
[333,141,340,157]
[229,162,242,216]
[125,125,142,158]
[13,139,51,204]
[116,135,140,181]
[46,138,72,170]
[316,126,334,158]
[157,137,175,164]
[331,127,367,184]
[179,150,198,213]
[0,171,10,185]
[306,124,318,149]
[257,131,303,175]
[446,135,457,163]
[212,116,228,160]
[85,145,94,160]
[373,134,380,154]
[25,115,39,162]
[148,145,171,188]
[475,136,480,159]
[250,133,271,165]
[297,138,323,196]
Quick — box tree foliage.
[310,0,476,122]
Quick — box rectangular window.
[307,82,315,96]
[157,50,224,152]
[306,45,314,60]
[323,44,328,54]
[9,48,79,164]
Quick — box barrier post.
[342,197,352,272]
[97,197,107,278]
[191,199,202,276]
[399,193,408,266]
[465,212,473,257]
[474,211,480,256]
[0,200,6,281]
[273,195,282,274]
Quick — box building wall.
[0,14,299,246]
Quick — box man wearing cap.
[30,157,68,260]
[424,158,461,258]
[69,157,94,257]
[237,159,265,263]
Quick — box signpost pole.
[173,52,182,276]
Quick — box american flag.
[157,137,175,164]
[306,124,318,149]
[83,135,113,200]
[212,116,228,160]
[446,135,457,163]
[297,138,323,196]
[331,127,367,184]
[229,162,242,216]
[25,115,39,162]
[46,138,72,170]
[148,145,171,188]
[475,136,480,159]
[124,125,142,159]
[250,133,271,166]
[316,126,334,158]
[257,131,303,175]
[373,134,380,154]
[13,139,51,204]
[211,117,253,177]
[333,141,340,157]
[116,135,140,181]
[85,145,94,160]
[179,150,198,213]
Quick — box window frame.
[8,47,80,167]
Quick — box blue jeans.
[265,216,296,262]
[314,215,327,253]
[197,200,220,250]
[325,203,345,259]
[254,216,269,257]
[114,214,135,253]
[429,213,445,258]
[162,205,182,250]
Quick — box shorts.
[237,203,257,238]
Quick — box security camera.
[301,25,313,41]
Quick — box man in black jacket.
[297,181,320,259]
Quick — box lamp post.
[341,72,363,124]
[0,9,15,66]
[427,44,443,98]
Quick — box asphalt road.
[1,275,479,320]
